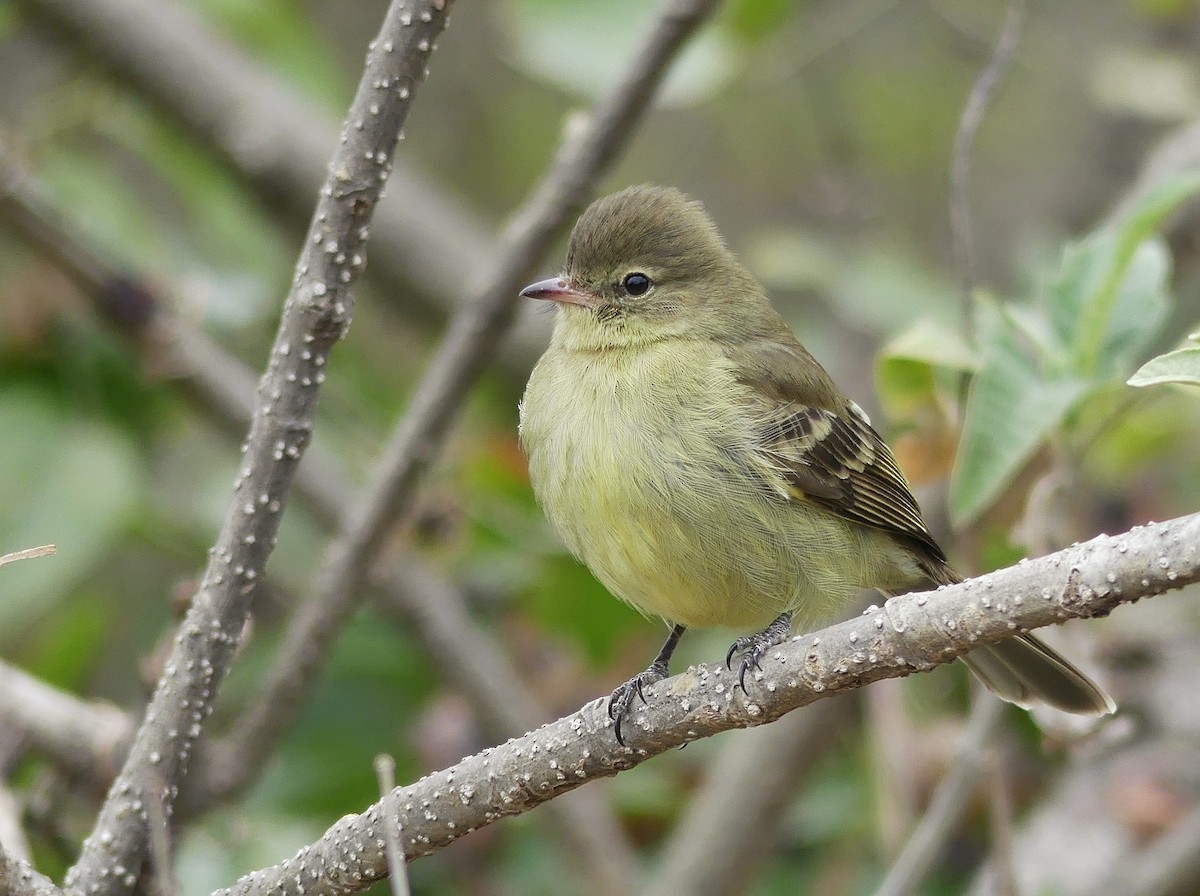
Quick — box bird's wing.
[729,339,948,566]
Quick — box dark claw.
[608,624,686,746]
[610,685,631,745]
[608,665,668,746]
[736,645,765,692]
[608,679,640,747]
[725,612,793,695]
[738,655,754,692]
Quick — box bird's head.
[521,185,770,351]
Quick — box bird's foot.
[608,661,669,747]
[606,624,686,745]
[725,611,793,692]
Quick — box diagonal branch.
[214,512,1200,896]
[215,0,722,814]
[203,6,722,889]
[0,660,132,790]
[949,0,1027,337]
[871,695,1007,896]
[0,141,637,894]
[62,3,454,894]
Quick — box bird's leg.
[608,624,686,746]
[726,611,793,692]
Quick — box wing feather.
[728,339,948,567]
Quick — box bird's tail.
[960,634,1115,715]
[922,558,1115,715]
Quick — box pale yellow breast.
[520,339,883,630]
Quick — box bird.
[518,184,1115,744]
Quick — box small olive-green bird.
[519,184,1114,743]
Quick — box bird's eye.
[621,272,651,297]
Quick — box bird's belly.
[526,392,870,629]
[588,496,877,628]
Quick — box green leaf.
[1068,174,1200,373]
[876,318,976,417]
[1128,346,1200,388]
[949,322,1090,525]
[1044,235,1172,373]
[1044,234,1113,353]
[880,317,977,371]
[1096,239,1171,372]
[947,179,1197,525]
[0,389,143,630]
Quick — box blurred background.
[3,1,1200,894]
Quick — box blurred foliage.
[0,387,143,629]
[506,0,739,105]
[3,1,1200,895]
[876,174,1200,524]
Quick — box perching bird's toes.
[608,663,669,746]
[726,612,793,692]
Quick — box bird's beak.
[519,277,598,308]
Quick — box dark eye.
[621,272,651,297]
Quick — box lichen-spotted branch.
[62,3,454,894]
[216,512,1199,896]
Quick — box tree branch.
[203,6,721,889]
[871,696,1007,896]
[370,566,642,894]
[61,3,454,894]
[0,661,132,790]
[948,0,1026,334]
[214,0,721,822]
[215,512,1200,896]
[0,139,638,894]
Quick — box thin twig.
[217,0,721,832]
[871,696,1006,896]
[949,0,1027,339]
[373,756,411,896]
[869,679,922,856]
[0,545,56,569]
[62,4,454,894]
[213,511,1199,896]
[0,785,31,864]
[0,731,31,877]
